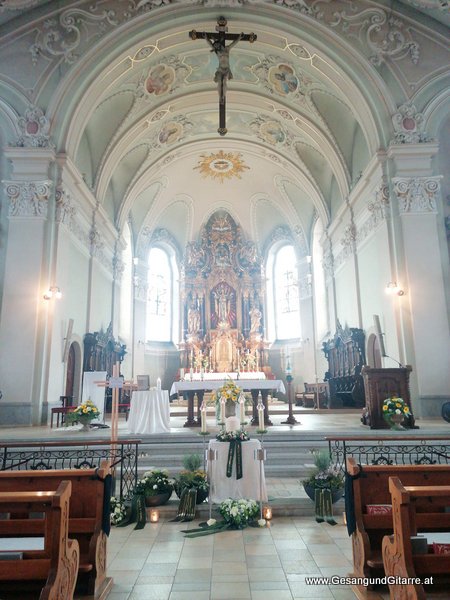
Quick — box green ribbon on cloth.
[116,493,147,530]
[170,488,197,522]
[226,439,243,479]
[314,488,337,526]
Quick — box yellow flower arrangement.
[66,399,100,424]
[215,380,242,403]
[382,396,411,417]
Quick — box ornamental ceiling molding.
[391,103,431,144]
[0,0,40,8]
[392,176,440,213]
[355,180,390,246]
[12,105,54,149]
[3,180,52,217]
[22,0,422,72]
[400,0,449,11]
[194,150,250,183]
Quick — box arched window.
[266,243,301,340]
[146,246,179,343]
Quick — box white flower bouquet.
[218,498,259,529]
[110,496,127,526]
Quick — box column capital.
[392,176,441,214]
[3,180,52,218]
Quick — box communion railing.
[327,435,450,473]
[0,439,140,501]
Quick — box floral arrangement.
[65,399,100,424]
[382,396,410,418]
[174,454,209,499]
[215,380,242,403]
[216,430,250,442]
[135,469,173,497]
[110,496,127,526]
[302,450,344,492]
[218,498,260,529]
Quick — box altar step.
[136,433,328,478]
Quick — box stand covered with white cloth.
[207,439,267,503]
[128,390,170,434]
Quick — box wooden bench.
[296,382,329,408]
[382,478,450,600]
[0,460,112,599]
[0,481,79,600]
[346,457,450,594]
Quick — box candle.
[257,393,264,430]
[200,401,207,433]
[239,392,245,423]
[179,368,184,380]
[149,509,159,523]
[220,395,226,423]
[263,506,273,520]
[189,367,193,381]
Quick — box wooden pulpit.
[361,365,415,429]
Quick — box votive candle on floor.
[150,509,159,523]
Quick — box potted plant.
[135,469,174,506]
[302,450,344,504]
[65,399,100,431]
[382,396,411,430]
[174,454,209,504]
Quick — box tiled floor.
[107,515,360,600]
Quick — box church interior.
[0,1,449,599]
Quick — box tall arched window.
[266,243,301,340]
[146,246,179,343]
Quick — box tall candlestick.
[257,393,264,430]
[220,395,226,423]
[179,368,184,380]
[239,392,245,423]
[200,401,207,433]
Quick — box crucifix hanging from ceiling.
[189,16,257,136]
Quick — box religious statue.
[249,306,262,335]
[214,288,230,323]
[187,304,201,334]
[205,33,243,102]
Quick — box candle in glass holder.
[150,509,159,523]
[257,394,264,430]
[239,392,245,423]
[220,395,226,423]
[200,401,207,433]
[263,506,273,520]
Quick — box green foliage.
[182,453,202,472]
[135,469,173,497]
[302,450,344,491]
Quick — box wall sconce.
[43,286,62,300]
[149,509,159,523]
[262,506,273,520]
[385,282,405,296]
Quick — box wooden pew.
[382,478,450,600]
[0,481,79,600]
[0,460,112,599]
[346,457,450,594]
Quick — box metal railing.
[326,435,450,473]
[0,439,141,500]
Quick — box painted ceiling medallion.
[194,151,250,183]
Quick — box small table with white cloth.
[207,439,267,503]
[127,389,170,434]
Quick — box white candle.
[189,367,193,381]
[180,368,184,380]
[220,395,226,423]
[239,392,245,423]
[257,393,264,430]
[201,402,207,433]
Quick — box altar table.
[170,379,286,427]
[208,439,267,503]
[127,389,170,434]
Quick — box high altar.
[179,211,269,376]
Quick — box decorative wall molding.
[112,253,125,282]
[14,105,54,149]
[4,180,52,217]
[322,236,334,279]
[393,177,440,213]
[392,103,430,144]
[356,182,390,245]
[55,187,76,225]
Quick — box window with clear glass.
[267,243,301,340]
[146,247,178,342]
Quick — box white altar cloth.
[128,390,170,434]
[189,371,266,381]
[208,439,267,503]
[170,379,286,396]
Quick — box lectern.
[361,365,415,429]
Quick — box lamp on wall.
[385,282,404,296]
[43,286,62,300]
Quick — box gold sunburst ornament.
[194,151,250,183]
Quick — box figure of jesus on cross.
[189,17,257,136]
